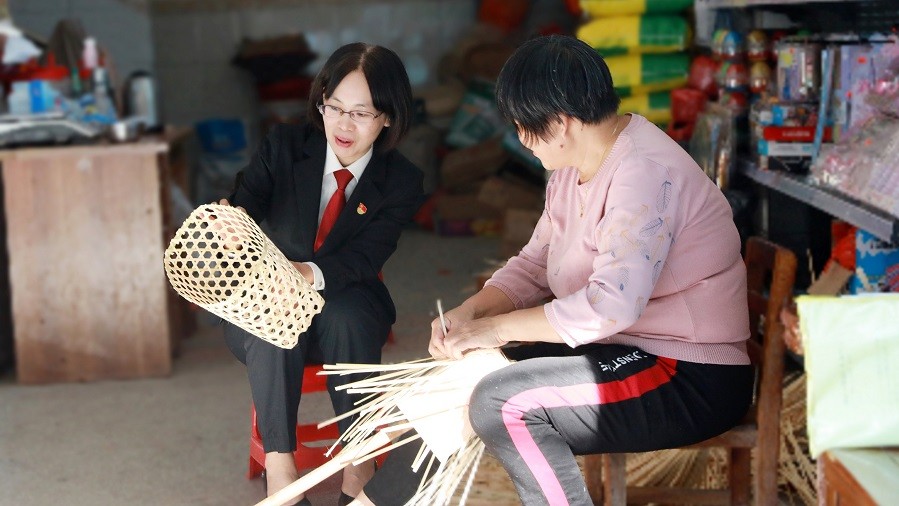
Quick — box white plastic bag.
[798,293,899,457]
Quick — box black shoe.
[337,492,354,506]
[261,471,310,506]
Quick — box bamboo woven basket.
[163,204,324,349]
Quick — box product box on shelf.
[750,100,832,173]
[850,229,899,294]
[753,101,821,127]
[757,141,815,173]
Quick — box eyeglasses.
[317,104,384,124]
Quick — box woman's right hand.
[206,199,247,251]
[217,198,246,214]
[428,305,475,359]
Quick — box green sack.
[605,53,690,94]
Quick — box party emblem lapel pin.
[357,203,367,215]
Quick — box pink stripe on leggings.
[500,357,677,505]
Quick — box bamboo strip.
[350,433,421,466]
[253,431,391,506]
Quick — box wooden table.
[818,448,899,505]
[0,129,194,383]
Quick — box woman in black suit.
[219,43,424,506]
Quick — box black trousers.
[224,283,391,453]
[365,343,753,506]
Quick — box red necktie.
[314,169,354,251]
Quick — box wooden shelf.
[740,160,899,244]
[697,0,864,7]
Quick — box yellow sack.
[580,0,693,17]
[577,15,690,55]
[619,92,672,124]
[606,53,689,94]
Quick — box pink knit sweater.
[486,115,750,365]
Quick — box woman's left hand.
[442,317,507,360]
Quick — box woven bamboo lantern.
[163,204,324,349]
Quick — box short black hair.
[495,35,620,144]
[308,43,413,151]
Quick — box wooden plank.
[625,486,729,504]
[2,148,171,383]
[584,454,604,504]
[603,454,627,506]
[684,424,757,449]
[818,452,880,506]
[0,139,167,162]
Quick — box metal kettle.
[124,70,160,130]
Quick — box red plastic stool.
[247,273,394,478]
[247,363,339,479]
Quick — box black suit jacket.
[229,123,424,323]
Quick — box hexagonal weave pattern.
[163,204,324,349]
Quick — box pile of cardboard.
[410,26,546,259]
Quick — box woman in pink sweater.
[357,35,753,506]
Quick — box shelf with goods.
[692,0,898,47]
[740,159,899,244]
[689,0,899,244]
[697,0,866,8]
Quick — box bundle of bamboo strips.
[254,350,510,506]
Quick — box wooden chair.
[585,236,797,505]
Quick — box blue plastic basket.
[195,118,247,154]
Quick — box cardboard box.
[756,140,830,174]
[415,80,466,118]
[439,137,508,190]
[433,193,503,237]
[763,126,833,143]
[501,208,543,258]
[460,42,517,83]
[397,123,442,194]
[850,229,899,293]
[477,176,544,211]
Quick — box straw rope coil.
[163,204,324,349]
[615,370,816,505]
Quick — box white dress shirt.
[305,143,373,290]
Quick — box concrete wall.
[151,0,476,136]
[10,0,477,136]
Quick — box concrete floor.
[0,229,502,506]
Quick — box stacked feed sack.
[576,0,694,127]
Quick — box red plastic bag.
[688,55,719,97]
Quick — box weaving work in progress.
[256,349,512,506]
[163,204,325,349]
